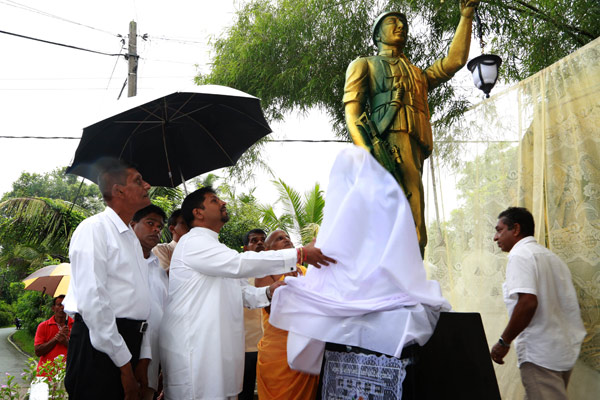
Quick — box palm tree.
[261,179,325,245]
[0,197,88,277]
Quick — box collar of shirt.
[145,252,158,265]
[46,315,71,326]
[191,226,219,240]
[104,207,131,234]
[509,236,537,255]
[378,48,409,60]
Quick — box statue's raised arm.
[343,1,478,257]
[441,0,480,78]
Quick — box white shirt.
[63,207,152,367]
[146,253,168,390]
[159,226,297,400]
[504,236,586,371]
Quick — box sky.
[0,0,351,208]
[0,0,493,234]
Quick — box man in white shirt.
[159,186,335,400]
[491,207,586,400]
[131,204,168,400]
[63,160,153,400]
[239,228,267,400]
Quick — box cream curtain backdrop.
[424,37,600,399]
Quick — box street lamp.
[467,8,502,98]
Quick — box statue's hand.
[460,0,479,18]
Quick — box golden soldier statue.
[344,0,479,257]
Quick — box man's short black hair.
[53,294,65,307]
[168,209,183,228]
[498,207,535,237]
[97,158,137,202]
[132,204,167,223]
[181,186,216,227]
[243,229,267,246]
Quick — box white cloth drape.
[269,147,451,373]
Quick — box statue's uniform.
[343,48,455,253]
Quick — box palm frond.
[0,197,87,257]
[258,204,293,233]
[273,179,306,230]
[303,183,325,226]
[148,187,184,204]
[300,222,321,245]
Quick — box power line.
[0,76,198,81]
[139,56,199,65]
[0,136,518,144]
[0,0,118,37]
[145,35,208,45]
[0,29,123,56]
[0,136,81,140]
[106,43,127,89]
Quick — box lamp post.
[467,8,502,98]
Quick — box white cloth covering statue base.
[269,147,451,374]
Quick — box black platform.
[317,312,501,399]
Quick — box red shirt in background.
[34,315,74,375]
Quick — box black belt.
[74,313,148,333]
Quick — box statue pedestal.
[316,312,501,399]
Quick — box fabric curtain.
[425,37,600,399]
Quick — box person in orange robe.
[255,230,319,399]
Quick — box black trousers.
[239,351,258,400]
[65,316,144,400]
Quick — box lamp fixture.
[467,8,502,98]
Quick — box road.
[0,327,30,385]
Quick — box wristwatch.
[266,286,272,301]
[498,337,510,348]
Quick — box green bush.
[0,299,14,327]
[7,282,25,304]
[14,290,51,335]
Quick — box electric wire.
[0,136,518,144]
[0,0,118,37]
[145,35,209,45]
[106,43,127,89]
[0,29,124,56]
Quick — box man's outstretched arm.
[491,293,538,364]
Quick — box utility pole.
[127,20,138,97]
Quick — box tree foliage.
[199,0,599,165]
[1,167,104,214]
[217,183,265,251]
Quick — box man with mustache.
[34,295,74,376]
[239,228,268,400]
[63,159,153,399]
[131,204,168,400]
[491,207,586,399]
[159,187,335,400]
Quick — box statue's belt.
[371,89,427,115]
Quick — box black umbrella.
[66,85,272,187]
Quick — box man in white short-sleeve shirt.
[490,207,586,400]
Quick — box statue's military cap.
[372,11,408,47]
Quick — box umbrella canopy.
[22,263,71,298]
[66,85,272,187]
